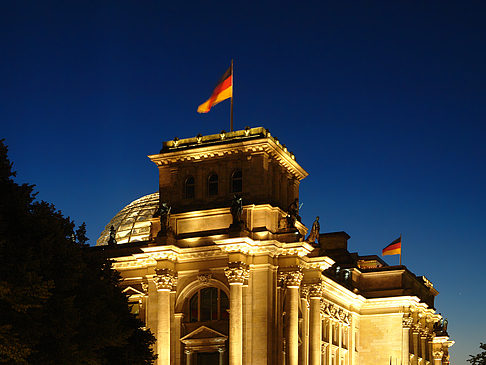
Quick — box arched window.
[208,174,218,196]
[231,169,242,193]
[184,176,195,199]
[188,287,229,323]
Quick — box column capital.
[218,347,226,353]
[184,349,193,355]
[402,315,413,329]
[433,349,444,360]
[225,262,249,284]
[284,270,303,288]
[300,285,310,299]
[154,269,177,291]
[308,283,323,298]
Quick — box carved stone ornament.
[154,269,177,291]
[320,301,330,315]
[308,283,323,298]
[197,273,212,285]
[277,272,287,287]
[402,315,413,329]
[300,285,310,299]
[284,270,304,288]
[433,350,444,360]
[224,263,249,284]
[141,281,149,294]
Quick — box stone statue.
[230,194,243,224]
[158,202,171,234]
[107,225,117,245]
[286,198,300,228]
[305,216,320,244]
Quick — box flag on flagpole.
[382,236,402,256]
[197,66,233,113]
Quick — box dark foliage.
[0,140,156,364]
[469,343,486,365]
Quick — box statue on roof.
[154,202,172,235]
[230,194,243,224]
[286,198,301,228]
[160,202,171,233]
[107,225,117,245]
[305,216,320,244]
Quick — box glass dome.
[97,192,159,246]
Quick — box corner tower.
[148,127,308,245]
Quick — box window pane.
[185,176,195,199]
[208,174,218,196]
[220,290,229,320]
[190,292,198,322]
[231,170,242,193]
[130,302,140,316]
[200,287,212,321]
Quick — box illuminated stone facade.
[97,127,453,365]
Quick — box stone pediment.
[180,326,227,342]
[122,286,145,297]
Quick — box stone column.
[225,263,249,365]
[327,319,333,365]
[402,315,412,365]
[154,269,177,365]
[174,313,184,364]
[420,331,428,361]
[219,347,226,365]
[412,327,420,365]
[309,284,323,365]
[185,349,193,365]
[284,269,304,365]
[300,286,310,365]
[277,273,285,365]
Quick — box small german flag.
[197,66,233,113]
[382,236,401,256]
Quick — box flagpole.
[230,59,234,132]
[399,233,402,265]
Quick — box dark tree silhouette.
[0,140,156,364]
[469,343,486,365]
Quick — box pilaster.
[283,269,304,365]
[154,269,177,365]
[309,283,323,365]
[225,262,249,365]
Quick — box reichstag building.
[96,127,453,365]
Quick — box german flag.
[382,237,401,256]
[197,66,233,113]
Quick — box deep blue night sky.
[2,1,485,363]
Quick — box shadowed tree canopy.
[0,140,156,364]
[469,343,486,365]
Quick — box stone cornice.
[111,238,315,270]
[148,132,308,180]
